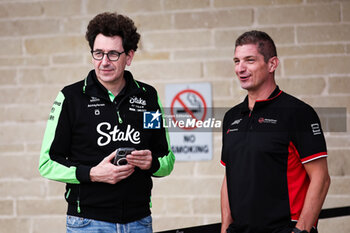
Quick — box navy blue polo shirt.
[221,87,327,233]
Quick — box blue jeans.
[66,215,153,233]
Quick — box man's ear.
[126,50,135,66]
[268,56,279,73]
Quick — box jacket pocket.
[65,184,79,202]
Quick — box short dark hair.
[235,30,277,63]
[85,12,140,53]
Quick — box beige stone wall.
[0,0,349,232]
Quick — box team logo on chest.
[231,119,242,126]
[96,122,141,146]
[226,118,242,134]
[88,96,105,108]
[258,117,277,124]
[90,97,100,102]
[129,96,147,112]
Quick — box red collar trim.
[255,90,283,103]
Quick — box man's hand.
[90,152,135,184]
[127,149,152,170]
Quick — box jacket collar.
[83,70,142,101]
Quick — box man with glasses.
[39,12,175,233]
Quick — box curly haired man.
[39,12,175,233]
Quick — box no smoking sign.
[165,83,213,161]
[170,89,207,130]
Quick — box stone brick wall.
[0,0,349,232]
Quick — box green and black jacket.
[39,70,175,223]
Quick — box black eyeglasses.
[91,50,125,61]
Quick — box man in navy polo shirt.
[220,31,330,233]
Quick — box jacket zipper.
[66,188,71,199]
[66,186,81,214]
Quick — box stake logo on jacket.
[39,70,175,223]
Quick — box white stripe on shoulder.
[302,154,328,164]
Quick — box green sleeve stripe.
[38,92,80,184]
[153,95,175,177]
